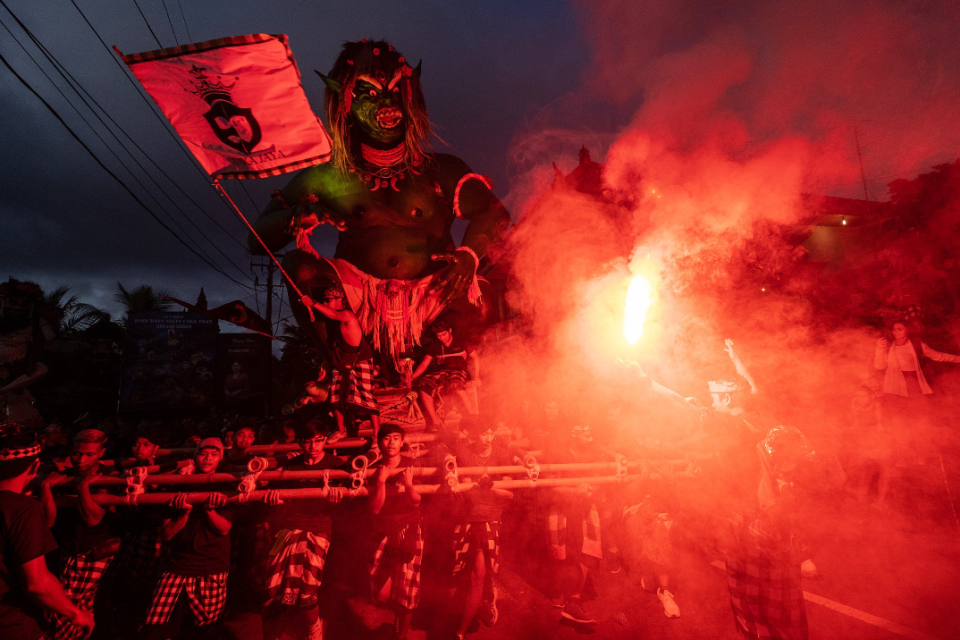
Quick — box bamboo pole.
[84,461,641,487]
[156,438,368,457]
[72,474,632,506]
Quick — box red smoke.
[485,0,960,437]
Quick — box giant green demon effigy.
[251,40,511,365]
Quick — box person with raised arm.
[302,286,381,442]
[875,320,960,465]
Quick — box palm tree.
[114,283,172,327]
[42,286,111,336]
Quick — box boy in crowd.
[262,418,348,640]
[0,422,95,640]
[114,426,177,472]
[412,319,480,433]
[40,429,120,640]
[542,423,605,626]
[368,424,422,640]
[143,438,232,640]
[301,287,381,442]
[225,422,256,469]
[109,426,177,636]
[129,428,162,466]
[450,418,513,639]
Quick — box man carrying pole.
[368,424,422,640]
[0,423,94,640]
[142,438,232,640]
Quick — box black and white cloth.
[264,529,330,608]
[143,571,228,627]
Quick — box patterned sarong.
[546,501,602,563]
[623,501,675,568]
[330,360,379,414]
[415,369,469,397]
[264,529,331,607]
[369,523,423,610]
[50,553,115,640]
[144,571,228,627]
[725,547,808,640]
[452,521,500,577]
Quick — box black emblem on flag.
[187,65,263,154]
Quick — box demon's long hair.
[324,40,433,174]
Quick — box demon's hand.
[287,199,346,258]
[430,248,479,305]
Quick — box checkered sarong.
[546,501,602,562]
[623,502,674,568]
[330,360,379,414]
[264,529,330,607]
[369,523,423,610]
[50,553,114,640]
[725,547,808,639]
[452,521,500,577]
[415,369,469,397]
[144,571,228,627]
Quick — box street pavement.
[226,460,960,639]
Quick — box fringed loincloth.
[321,257,479,366]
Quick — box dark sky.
[0,0,604,323]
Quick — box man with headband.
[301,286,381,441]
[0,423,94,639]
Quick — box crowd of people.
[2,318,959,640]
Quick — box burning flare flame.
[622,274,654,345]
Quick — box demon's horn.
[413,60,422,80]
[315,70,342,94]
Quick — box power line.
[69,0,263,251]
[238,181,261,211]
[131,0,162,48]
[24,24,250,255]
[1,24,250,278]
[160,0,178,46]
[175,0,192,42]
[0,6,251,280]
[0,16,217,271]
[0,49,253,291]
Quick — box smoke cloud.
[481,0,960,453]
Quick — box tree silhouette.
[42,286,110,337]
[114,283,172,327]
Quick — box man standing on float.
[251,39,510,366]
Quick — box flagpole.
[213,180,315,321]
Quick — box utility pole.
[251,256,280,418]
[854,126,871,202]
[265,260,275,333]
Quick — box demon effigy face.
[350,69,406,144]
[319,40,430,173]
